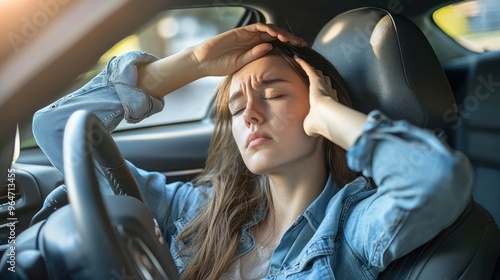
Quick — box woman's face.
[229,56,324,175]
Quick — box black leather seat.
[312,7,500,279]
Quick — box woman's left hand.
[294,57,338,138]
[295,56,367,150]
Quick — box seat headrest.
[313,7,456,130]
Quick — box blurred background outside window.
[434,0,500,52]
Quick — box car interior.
[0,0,499,279]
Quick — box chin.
[243,161,272,175]
[243,155,280,175]
[245,165,268,175]
[246,163,285,176]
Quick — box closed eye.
[263,94,285,100]
[231,107,246,117]
[230,94,285,116]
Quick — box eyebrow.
[228,78,288,105]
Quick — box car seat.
[312,7,500,279]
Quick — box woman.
[33,23,472,279]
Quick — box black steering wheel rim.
[63,110,145,279]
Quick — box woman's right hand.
[191,23,306,77]
[138,23,305,99]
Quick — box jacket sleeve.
[33,51,164,175]
[343,110,473,271]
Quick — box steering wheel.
[61,110,178,279]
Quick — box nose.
[243,98,264,127]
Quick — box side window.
[68,7,246,131]
[21,7,249,148]
[433,0,500,53]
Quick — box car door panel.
[0,164,63,255]
[113,120,213,183]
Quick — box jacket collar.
[302,173,338,231]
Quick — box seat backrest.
[312,7,456,130]
[312,7,500,279]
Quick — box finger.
[294,56,320,79]
[318,74,337,100]
[325,75,332,89]
[268,26,305,46]
[246,43,273,62]
[237,43,273,67]
[320,74,338,101]
[332,88,339,102]
[246,23,306,46]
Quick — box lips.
[246,131,272,148]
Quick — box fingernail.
[265,43,273,51]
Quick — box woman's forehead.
[229,56,297,96]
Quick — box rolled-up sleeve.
[344,110,473,270]
[33,51,164,175]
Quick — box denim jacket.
[32,51,473,279]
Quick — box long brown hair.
[176,41,356,280]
